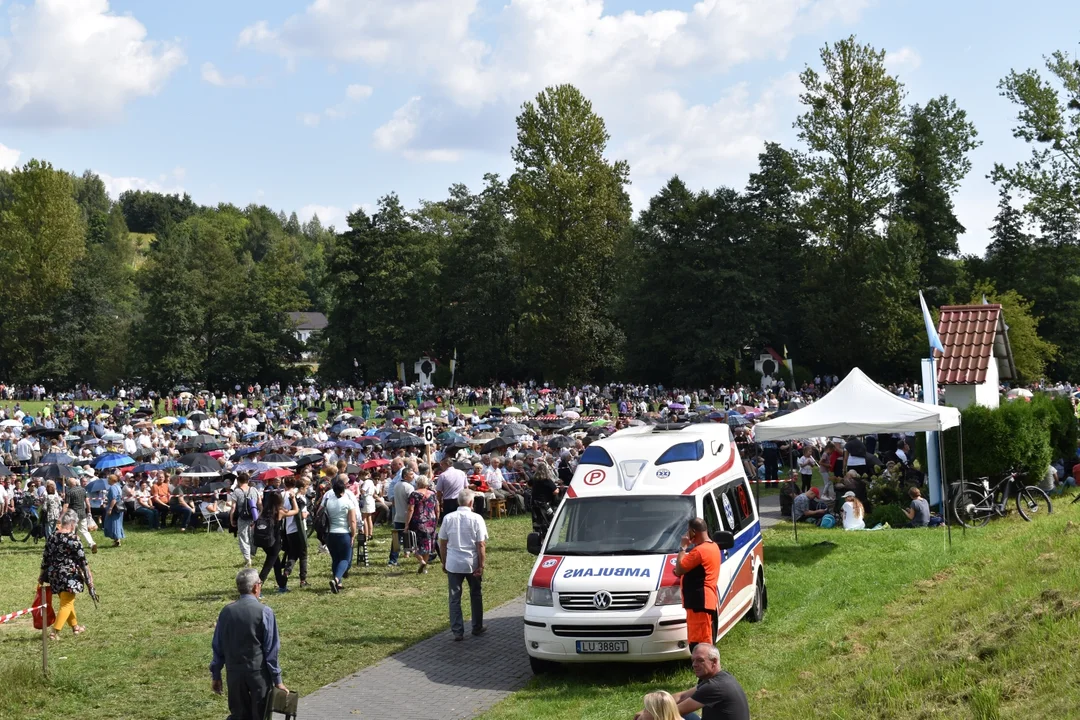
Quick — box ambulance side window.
[701,493,721,536]
[716,481,754,534]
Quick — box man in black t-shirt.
[635,644,750,720]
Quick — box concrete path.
[302,596,531,720]
[757,491,786,529]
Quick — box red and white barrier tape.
[0,603,45,624]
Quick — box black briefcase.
[264,687,299,719]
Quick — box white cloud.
[98,169,185,198]
[298,202,363,231]
[403,149,461,163]
[619,75,800,181]
[0,0,186,126]
[300,112,321,127]
[346,83,373,100]
[201,62,247,87]
[373,96,421,151]
[885,46,922,72]
[0,141,20,169]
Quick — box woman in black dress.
[39,510,92,639]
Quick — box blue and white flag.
[919,291,945,355]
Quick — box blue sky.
[1,0,1078,253]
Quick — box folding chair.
[199,503,223,533]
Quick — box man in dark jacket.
[210,568,287,719]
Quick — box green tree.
[510,84,632,382]
[971,282,1057,382]
[743,143,809,355]
[322,194,440,381]
[795,36,914,374]
[895,96,980,304]
[434,176,519,383]
[621,178,762,384]
[993,51,1080,242]
[0,160,86,381]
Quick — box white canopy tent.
[754,367,961,441]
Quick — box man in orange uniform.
[673,517,721,653]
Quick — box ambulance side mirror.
[712,531,735,550]
[527,532,543,555]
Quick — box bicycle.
[952,470,1052,528]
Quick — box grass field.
[479,502,1080,720]
[0,515,536,720]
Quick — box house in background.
[287,311,328,362]
[936,304,1016,410]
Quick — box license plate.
[576,640,629,654]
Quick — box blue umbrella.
[132,463,161,473]
[94,453,137,469]
[241,432,266,441]
[231,446,261,459]
[158,459,181,470]
[335,440,364,450]
[85,478,108,493]
[474,424,492,431]
[727,415,750,427]
[41,452,74,465]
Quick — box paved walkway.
[302,595,531,720]
[757,491,786,529]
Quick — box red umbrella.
[361,458,391,470]
[258,467,294,481]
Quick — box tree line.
[0,36,1075,390]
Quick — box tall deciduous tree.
[795,37,914,375]
[0,160,86,381]
[510,84,632,382]
[993,51,1080,243]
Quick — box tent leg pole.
[958,421,965,538]
[938,430,950,551]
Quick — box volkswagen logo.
[592,590,613,610]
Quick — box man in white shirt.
[123,432,138,456]
[438,489,488,641]
[15,435,34,468]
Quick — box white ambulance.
[524,422,766,673]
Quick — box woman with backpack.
[254,490,290,586]
[322,476,356,594]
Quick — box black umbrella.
[40,452,74,465]
[453,460,474,471]
[548,436,575,450]
[197,439,228,452]
[178,452,217,467]
[262,453,297,467]
[294,437,319,448]
[294,453,325,469]
[188,411,208,422]
[32,463,79,479]
[384,432,423,450]
[482,436,515,453]
[344,463,362,474]
[131,447,155,460]
[357,437,381,447]
[180,455,222,477]
[28,426,64,438]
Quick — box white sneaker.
[318,544,329,554]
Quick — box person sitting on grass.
[792,487,827,523]
[841,491,865,531]
[633,644,749,720]
[903,486,930,528]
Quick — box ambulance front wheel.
[747,572,766,623]
[529,656,559,675]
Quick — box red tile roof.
[935,304,1014,384]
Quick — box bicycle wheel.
[14,514,34,542]
[1016,486,1052,521]
[953,487,992,528]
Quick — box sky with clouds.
[1,0,1078,253]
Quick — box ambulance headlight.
[526,587,553,606]
[654,586,682,606]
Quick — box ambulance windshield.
[545,496,694,556]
